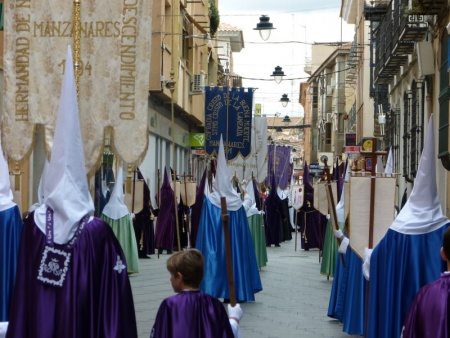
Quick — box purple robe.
[133,168,156,257]
[6,214,137,338]
[297,206,327,251]
[263,174,283,246]
[402,273,450,338]
[151,290,234,338]
[155,168,175,251]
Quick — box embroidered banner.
[204,86,253,160]
[266,144,291,189]
[348,176,396,258]
[227,116,267,184]
[3,0,151,173]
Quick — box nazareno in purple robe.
[263,174,283,246]
[133,168,156,257]
[6,213,137,338]
[297,161,327,251]
[401,272,450,338]
[151,290,234,338]
[155,168,176,251]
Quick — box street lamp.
[280,94,290,108]
[282,115,291,125]
[254,15,276,41]
[271,66,285,84]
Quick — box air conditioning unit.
[318,152,334,168]
[192,74,205,93]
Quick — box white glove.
[0,322,8,338]
[338,237,349,254]
[228,304,243,321]
[130,213,135,220]
[333,229,343,239]
[326,214,331,220]
[362,248,373,281]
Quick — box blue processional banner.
[204,86,253,160]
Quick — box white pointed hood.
[245,179,259,217]
[29,159,50,212]
[34,45,94,244]
[390,115,448,234]
[102,164,129,219]
[38,159,50,205]
[384,147,394,175]
[336,159,350,223]
[0,135,16,212]
[209,136,243,211]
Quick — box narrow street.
[130,235,359,338]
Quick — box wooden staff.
[294,209,298,251]
[359,139,386,338]
[220,196,236,306]
[182,172,191,248]
[323,158,345,267]
[173,170,181,252]
[157,169,161,258]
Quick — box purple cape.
[297,206,327,251]
[402,273,450,338]
[0,205,23,321]
[6,214,137,338]
[151,291,234,338]
[155,168,175,250]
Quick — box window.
[402,91,412,182]
[385,107,400,173]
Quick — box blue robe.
[151,290,234,338]
[367,225,450,338]
[196,197,262,302]
[0,205,23,321]
[327,244,366,336]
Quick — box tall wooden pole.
[221,196,236,306]
[360,138,386,248]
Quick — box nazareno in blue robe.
[151,290,234,338]
[0,205,23,321]
[196,197,262,302]
[327,244,366,336]
[6,214,138,338]
[367,225,450,338]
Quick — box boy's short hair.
[166,249,204,288]
[443,226,450,260]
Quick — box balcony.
[408,0,447,15]
[373,0,428,84]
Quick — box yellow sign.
[255,103,261,115]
